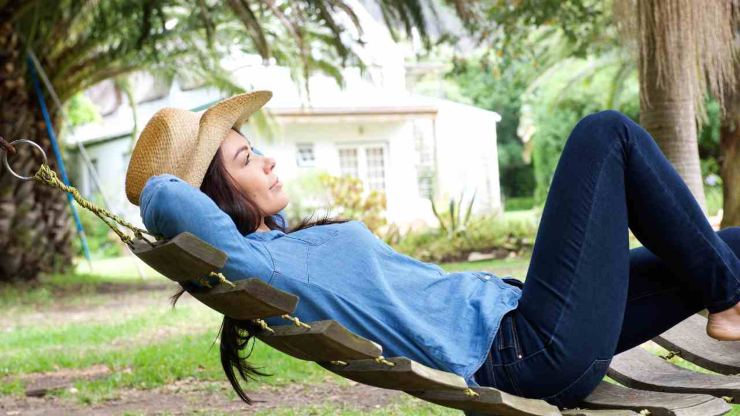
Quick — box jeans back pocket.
[496,311,523,362]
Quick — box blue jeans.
[473,110,740,409]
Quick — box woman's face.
[220,129,289,216]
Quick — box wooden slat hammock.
[8,157,740,416]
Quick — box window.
[81,157,99,197]
[413,120,435,199]
[296,143,316,167]
[339,148,359,177]
[365,147,385,191]
[337,144,387,192]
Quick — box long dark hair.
[170,132,349,404]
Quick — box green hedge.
[504,196,535,211]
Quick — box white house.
[63,2,503,232]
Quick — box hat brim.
[181,90,272,187]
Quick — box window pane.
[365,147,385,191]
[338,148,359,177]
[296,143,315,167]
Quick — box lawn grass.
[0,268,160,309]
[0,304,217,376]
[2,253,737,415]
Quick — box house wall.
[70,103,501,234]
[69,102,502,232]
[433,99,503,218]
[242,117,438,228]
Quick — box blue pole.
[27,55,93,265]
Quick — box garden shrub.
[389,213,537,263]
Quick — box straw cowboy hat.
[125,90,272,206]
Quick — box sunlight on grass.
[0,304,219,373]
[73,256,164,279]
[0,267,170,309]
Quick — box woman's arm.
[139,174,274,282]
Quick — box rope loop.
[463,388,479,398]
[374,356,395,367]
[208,271,236,288]
[281,314,312,329]
[253,319,275,334]
[662,350,681,360]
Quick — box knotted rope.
[33,164,161,245]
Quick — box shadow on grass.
[0,271,173,308]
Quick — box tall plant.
[430,189,476,238]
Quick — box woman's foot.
[706,301,740,341]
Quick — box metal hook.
[1,139,48,180]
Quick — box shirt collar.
[246,229,285,241]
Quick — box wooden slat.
[131,232,226,282]
[560,410,639,415]
[319,357,468,392]
[192,278,298,320]
[608,346,740,401]
[652,314,740,375]
[256,320,382,361]
[409,386,561,416]
[579,381,731,416]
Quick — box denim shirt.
[139,174,522,387]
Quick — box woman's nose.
[264,156,276,172]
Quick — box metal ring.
[2,139,48,181]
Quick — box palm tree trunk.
[719,101,740,228]
[0,21,74,282]
[718,32,740,229]
[637,4,707,215]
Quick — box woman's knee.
[567,110,633,155]
[576,110,633,134]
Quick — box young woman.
[125,91,740,410]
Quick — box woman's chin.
[276,196,290,211]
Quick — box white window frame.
[295,142,316,167]
[335,142,389,193]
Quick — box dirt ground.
[0,376,407,415]
[1,280,416,415]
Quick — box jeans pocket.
[497,309,547,364]
[496,311,523,362]
[543,358,612,409]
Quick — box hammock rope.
[33,163,160,246]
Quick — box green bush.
[504,196,535,211]
[283,170,388,235]
[320,173,387,234]
[390,213,537,263]
[706,186,723,217]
